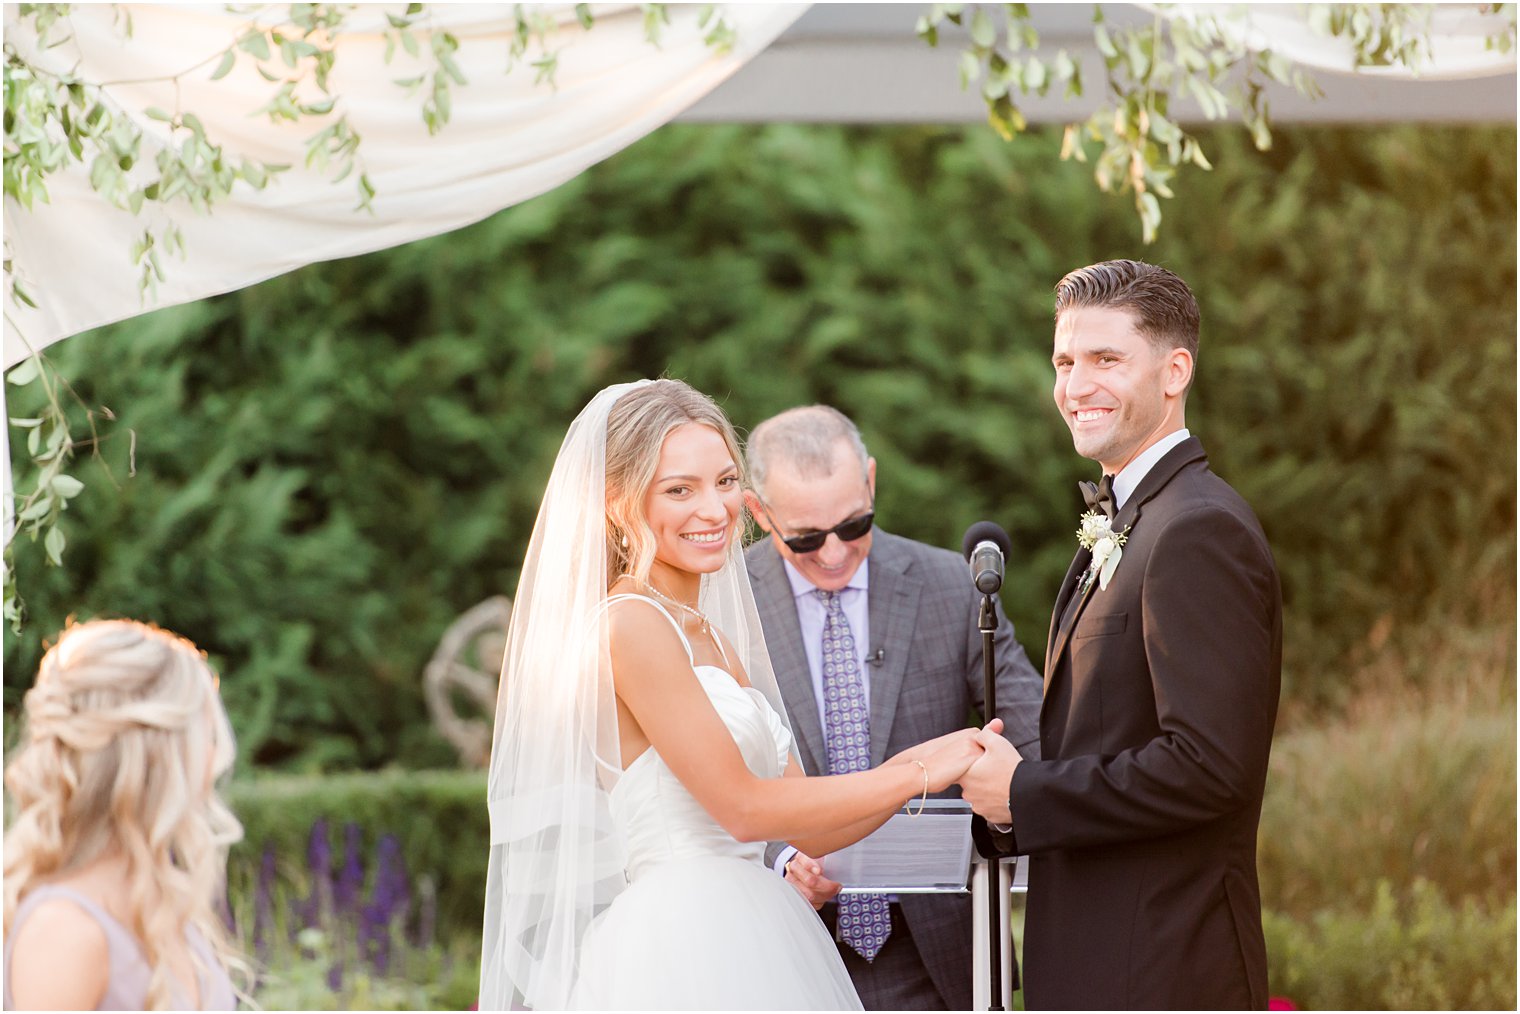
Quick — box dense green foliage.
[1259,702,1516,919]
[4,123,1514,767]
[252,940,480,1013]
[1265,883,1517,1010]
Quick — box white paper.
[821,799,973,894]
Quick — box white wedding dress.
[569,596,863,1011]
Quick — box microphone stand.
[978,593,1004,1011]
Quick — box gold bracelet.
[907,760,929,817]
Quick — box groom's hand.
[960,729,1022,825]
[784,851,841,910]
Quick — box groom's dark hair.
[1053,259,1200,364]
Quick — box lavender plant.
[231,817,479,1011]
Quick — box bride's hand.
[889,718,1003,768]
[917,729,987,793]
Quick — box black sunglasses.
[757,501,875,555]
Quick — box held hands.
[887,726,983,768]
[959,720,1022,825]
[784,851,842,910]
[918,726,991,793]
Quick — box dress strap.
[13,884,121,933]
[10,884,225,1010]
[605,594,695,664]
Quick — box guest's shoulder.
[7,890,111,1009]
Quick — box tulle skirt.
[570,855,863,1011]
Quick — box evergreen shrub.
[1265,882,1517,1010]
[1259,699,1515,919]
[5,124,1514,766]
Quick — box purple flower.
[327,956,344,994]
[293,818,334,932]
[254,844,277,960]
[360,834,411,975]
[335,823,365,919]
[373,835,411,921]
[307,817,332,877]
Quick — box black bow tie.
[1079,474,1116,520]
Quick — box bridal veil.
[479,379,792,1010]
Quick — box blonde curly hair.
[4,618,245,1009]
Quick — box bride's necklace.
[636,580,711,635]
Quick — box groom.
[960,260,1282,1009]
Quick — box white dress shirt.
[1111,428,1191,511]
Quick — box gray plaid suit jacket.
[748,529,1043,1010]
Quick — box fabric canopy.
[1157,3,1517,80]
[2,3,806,368]
[6,4,1514,367]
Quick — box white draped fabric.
[4,4,1514,367]
[1154,4,1517,81]
[1,3,806,368]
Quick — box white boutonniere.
[1075,511,1130,594]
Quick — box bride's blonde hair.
[4,618,245,1009]
[604,379,745,586]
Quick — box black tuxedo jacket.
[977,436,1282,1010]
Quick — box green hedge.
[1259,702,1515,920]
[227,696,1516,978]
[231,777,1517,1010]
[6,124,1514,767]
[1265,883,1517,1010]
[228,763,1518,1009]
[227,770,489,936]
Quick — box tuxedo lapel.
[1046,437,1209,682]
[1044,549,1091,691]
[864,540,919,767]
[747,543,828,776]
[1113,436,1207,532]
[1045,553,1098,685]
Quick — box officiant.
[743,404,1043,1011]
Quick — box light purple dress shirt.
[773,558,874,881]
[782,557,872,731]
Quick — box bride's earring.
[621,532,630,549]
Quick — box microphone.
[962,521,1012,595]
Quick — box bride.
[479,379,988,1010]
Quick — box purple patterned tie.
[817,589,892,962]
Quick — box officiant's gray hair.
[746,405,870,500]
